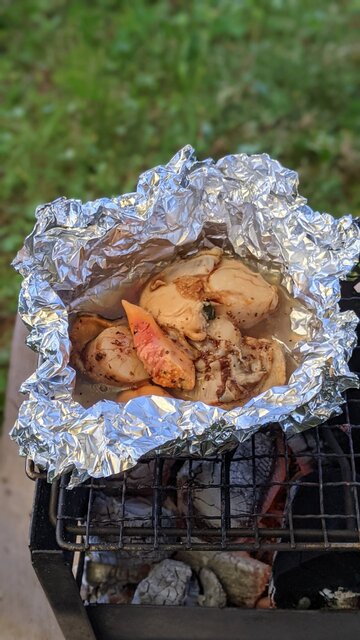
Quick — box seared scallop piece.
[192,316,242,355]
[206,258,278,329]
[122,300,195,391]
[83,325,149,386]
[140,248,223,341]
[187,319,286,407]
[70,313,124,374]
[254,339,286,395]
[116,384,172,402]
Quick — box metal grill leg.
[30,480,96,640]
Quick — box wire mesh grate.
[52,421,360,553]
[48,281,360,553]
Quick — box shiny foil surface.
[10,146,360,484]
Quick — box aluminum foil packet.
[10,145,360,485]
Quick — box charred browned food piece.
[206,258,278,329]
[83,325,148,386]
[122,300,195,391]
[140,247,223,340]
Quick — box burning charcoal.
[175,549,270,607]
[113,458,176,495]
[81,556,139,605]
[81,493,178,604]
[177,429,285,528]
[91,494,156,526]
[90,493,176,562]
[197,568,227,608]
[86,542,157,583]
[185,574,201,607]
[117,461,157,494]
[132,560,192,606]
[87,582,134,605]
[272,469,360,608]
[198,552,270,608]
[286,430,319,475]
[320,588,360,609]
[91,493,176,531]
[272,551,360,609]
[86,560,150,587]
[86,561,117,586]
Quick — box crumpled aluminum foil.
[10,145,360,485]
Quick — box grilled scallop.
[116,384,172,402]
[122,300,195,391]
[253,338,287,395]
[70,314,123,374]
[70,314,148,386]
[185,318,286,407]
[140,247,223,341]
[83,324,149,386]
[140,249,278,340]
[206,258,278,329]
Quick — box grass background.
[1,0,360,425]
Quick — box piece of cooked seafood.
[206,258,278,329]
[116,384,171,402]
[185,318,286,407]
[140,249,278,340]
[122,300,195,390]
[82,324,149,386]
[254,338,287,395]
[70,313,121,374]
[140,247,223,340]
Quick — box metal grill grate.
[52,420,360,553]
[35,281,360,553]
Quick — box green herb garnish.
[203,302,215,321]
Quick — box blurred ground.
[0,318,63,639]
[1,1,360,419]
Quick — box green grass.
[1,0,360,424]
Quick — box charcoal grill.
[28,280,360,640]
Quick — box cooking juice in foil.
[11,146,360,484]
